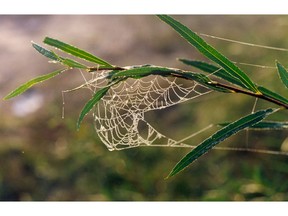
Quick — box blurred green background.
[1,15,288,201]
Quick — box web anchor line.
[199,32,288,52]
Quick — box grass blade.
[3,69,66,100]
[157,15,259,93]
[167,108,276,178]
[44,37,113,67]
[178,59,246,89]
[77,86,110,129]
[218,121,288,130]
[276,61,288,89]
[32,42,88,69]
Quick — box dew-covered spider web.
[69,68,288,156]
[81,69,212,151]
[61,31,288,156]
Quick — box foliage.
[3,15,288,178]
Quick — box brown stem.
[87,66,125,72]
[212,82,288,109]
[86,64,288,109]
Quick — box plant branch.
[211,82,288,109]
[87,66,125,72]
[86,64,288,109]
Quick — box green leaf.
[112,66,176,78]
[44,37,113,67]
[276,61,288,88]
[258,86,288,106]
[60,59,88,69]
[32,42,59,61]
[32,42,88,69]
[218,121,288,130]
[179,59,288,107]
[3,69,66,100]
[157,15,259,93]
[112,65,232,93]
[178,59,247,89]
[77,86,110,129]
[167,108,276,178]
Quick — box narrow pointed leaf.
[179,59,288,107]
[178,59,246,89]
[276,61,288,88]
[181,59,287,107]
[44,37,113,67]
[3,69,66,100]
[32,42,59,61]
[157,15,259,93]
[77,86,110,129]
[218,121,288,130]
[258,86,288,106]
[111,66,176,79]
[112,65,231,93]
[32,42,88,69]
[61,59,88,69]
[167,108,276,178]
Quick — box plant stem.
[87,66,125,72]
[211,82,288,109]
[87,64,288,109]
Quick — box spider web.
[82,69,212,151]
[61,30,288,156]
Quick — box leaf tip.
[166,174,174,179]
[31,41,40,47]
[3,91,17,100]
[165,167,180,179]
[2,96,9,101]
[31,42,37,48]
[176,58,184,62]
[76,119,82,131]
[164,172,174,180]
[275,60,288,89]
